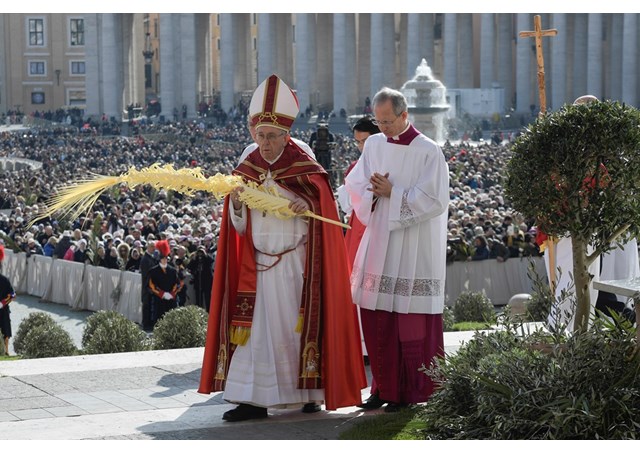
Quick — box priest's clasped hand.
[368,172,391,198]
[162,292,173,300]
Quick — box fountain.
[400,59,450,144]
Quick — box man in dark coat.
[148,240,183,328]
[139,241,157,331]
[187,246,214,312]
[0,245,16,355]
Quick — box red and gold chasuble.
[199,141,366,410]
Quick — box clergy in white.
[547,234,639,330]
[345,87,449,411]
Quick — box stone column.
[272,14,294,83]
[406,14,425,81]
[220,13,235,113]
[294,14,311,114]
[382,14,395,87]
[358,14,372,104]
[423,14,435,72]
[333,14,347,116]
[370,13,384,93]
[308,14,318,111]
[608,14,623,102]
[443,13,457,88]
[345,14,357,112]
[84,14,100,117]
[159,13,176,119]
[516,13,528,114]
[480,13,494,89]
[195,14,212,107]
[368,13,394,90]
[458,14,473,88]
[121,14,139,109]
[332,14,357,113]
[180,14,197,119]
[100,13,122,120]
[572,14,588,100]
[550,13,567,110]
[316,14,333,110]
[516,13,531,113]
[586,13,603,99]
[235,14,253,92]
[622,14,637,106]
[158,14,197,119]
[0,17,5,113]
[496,13,513,109]
[257,14,273,83]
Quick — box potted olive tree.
[506,99,640,333]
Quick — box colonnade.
[83,13,639,121]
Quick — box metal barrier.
[3,249,547,323]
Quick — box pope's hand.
[230,187,245,210]
[289,198,309,214]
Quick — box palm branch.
[29,163,348,229]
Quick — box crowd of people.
[0,113,255,314]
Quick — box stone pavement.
[0,334,475,440]
[0,295,477,440]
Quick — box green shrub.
[452,291,496,324]
[152,305,209,350]
[418,316,640,439]
[524,261,553,322]
[19,323,77,359]
[442,306,455,332]
[13,312,58,356]
[82,311,149,354]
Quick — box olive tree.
[505,100,640,333]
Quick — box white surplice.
[545,235,638,331]
[599,237,640,291]
[545,236,600,331]
[345,131,449,314]
[222,170,324,408]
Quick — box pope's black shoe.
[384,402,410,413]
[222,403,268,422]
[302,402,322,413]
[357,393,386,410]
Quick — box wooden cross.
[519,15,557,114]
[520,15,559,292]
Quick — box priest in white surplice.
[345,87,449,412]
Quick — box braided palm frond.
[123,163,243,198]
[238,182,348,228]
[239,182,295,220]
[38,173,120,225]
[28,163,348,229]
